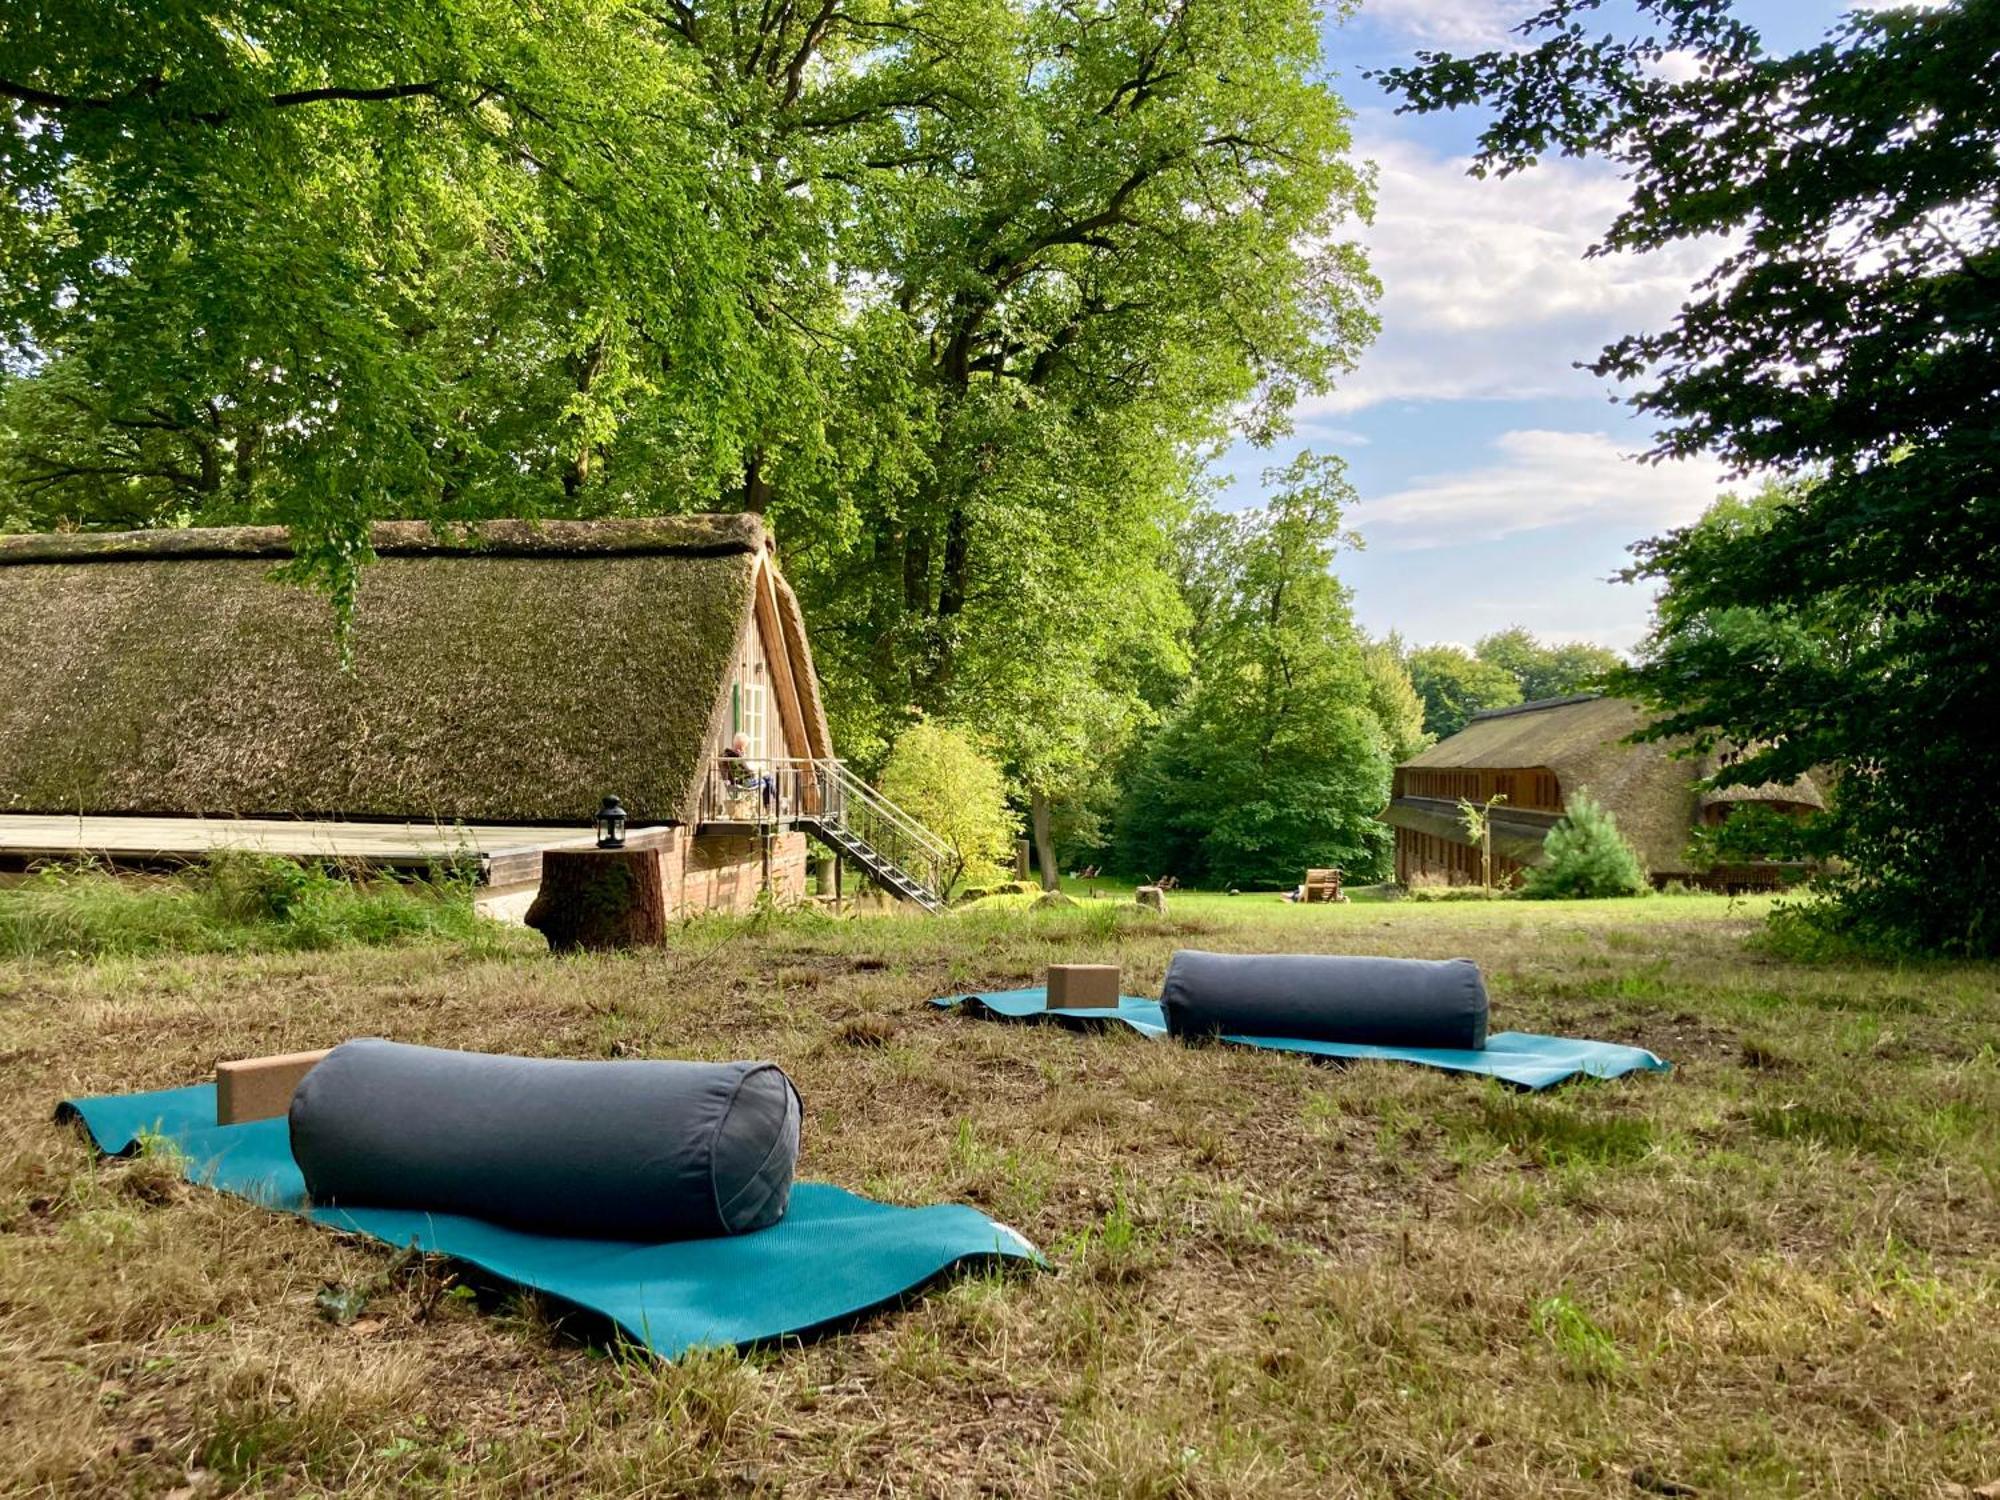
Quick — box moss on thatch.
[0,519,779,824]
[0,515,764,564]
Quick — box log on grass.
[526,847,670,951]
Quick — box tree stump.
[526,847,669,952]
[1134,884,1167,914]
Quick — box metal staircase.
[697,756,951,913]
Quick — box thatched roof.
[0,516,825,825]
[1392,694,1823,875]
[1695,752,1826,815]
[1400,695,1696,873]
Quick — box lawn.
[2,885,1996,1496]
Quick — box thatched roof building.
[0,516,832,827]
[1383,694,1824,888]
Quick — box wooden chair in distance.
[1302,867,1345,904]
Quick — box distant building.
[1383,694,1823,890]
[0,516,940,913]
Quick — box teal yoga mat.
[933,990,1669,1090]
[57,1083,1039,1360]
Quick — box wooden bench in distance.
[217,1048,332,1125]
[1048,964,1121,1009]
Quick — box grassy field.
[2,882,1997,1497]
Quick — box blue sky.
[1222,0,1870,653]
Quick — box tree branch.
[0,74,448,125]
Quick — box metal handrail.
[820,761,952,866]
[695,756,951,908]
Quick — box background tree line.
[8,1,1992,947]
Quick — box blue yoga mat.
[58,1082,1040,1360]
[933,990,1669,1090]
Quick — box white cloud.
[1307,131,1724,415]
[1355,0,1535,48]
[1356,428,1728,548]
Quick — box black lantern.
[595,795,629,849]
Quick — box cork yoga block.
[216,1048,332,1125]
[1047,964,1121,1009]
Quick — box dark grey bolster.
[1160,951,1489,1051]
[288,1040,802,1240]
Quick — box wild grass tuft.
[0,853,503,960]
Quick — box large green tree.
[4,0,1377,807]
[1,0,752,597]
[1381,0,2000,954]
[1115,454,1394,889]
[1475,627,1620,704]
[1403,644,1521,739]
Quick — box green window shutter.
[732,683,741,733]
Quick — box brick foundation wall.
[665,828,808,915]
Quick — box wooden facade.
[1394,766,1562,814]
[1394,828,1533,889]
[1382,695,1826,890]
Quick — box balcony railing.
[696,756,820,826]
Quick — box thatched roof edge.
[0,521,775,824]
[769,564,834,759]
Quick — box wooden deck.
[0,814,603,887]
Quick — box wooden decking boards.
[0,814,601,886]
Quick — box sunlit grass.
[2,883,1995,1494]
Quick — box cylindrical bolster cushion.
[1160,951,1489,1051]
[288,1040,802,1240]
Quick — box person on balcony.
[721,732,776,811]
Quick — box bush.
[1519,793,1650,900]
[878,723,1018,894]
[1400,882,1510,903]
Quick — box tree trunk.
[526,847,669,952]
[742,446,771,513]
[1030,789,1059,892]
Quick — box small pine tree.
[1521,792,1650,900]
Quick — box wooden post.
[1014,838,1031,880]
[526,847,670,951]
[834,851,844,910]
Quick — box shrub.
[878,723,1018,894]
[1519,793,1650,900]
[0,854,493,960]
[1401,882,1509,903]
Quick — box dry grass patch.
[1,892,1997,1494]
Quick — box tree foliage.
[1404,644,1521,739]
[1,0,749,597]
[877,722,1017,894]
[1519,792,1649,900]
[1114,454,1395,889]
[1474,628,1620,704]
[1359,642,1430,762]
[1379,0,2000,953]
